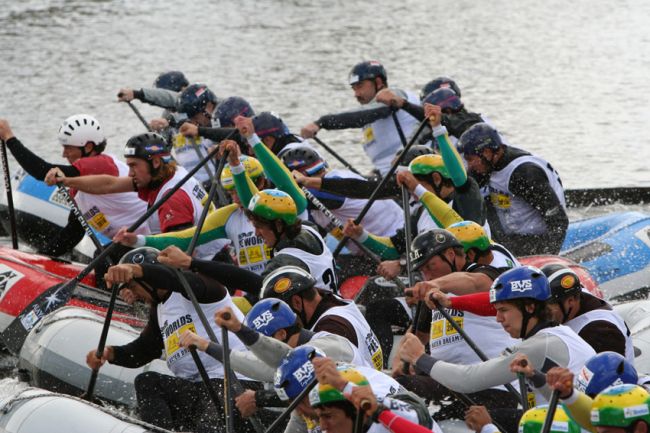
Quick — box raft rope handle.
[0,386,174,433]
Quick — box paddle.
[0,142,226,353]
[453,391,510,433]
[171,269,264,433]
[426,294,523,402]
[124,100,154,132]
[332,117,430,258]
[221,317,234,433]
[311,136,361,176]
[265,378,319,433]
[517,359,529,411]
[0,138,18,249]
[353,400,371,433]
[188,345,229,429]
[541,390,560,433]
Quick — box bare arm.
[433,271,494,295]
[63,174,134,194]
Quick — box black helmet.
[153,71,189,92]
[422,88,463,112]
[176,84,218,118]
[119,247,161,265]
[409,229,462,271]
[420,76,461,101]
[457,123,503,157]
[253,112,291,140]
[281,146,327,176]
[261,265,316,301]
[124,133,171,162]
[214,96,255,128]
[349,61,387,85]
[396,144,433,167]
[541,264,583,302]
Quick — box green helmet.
[309,367,369,408]
[408,154,451,179]
[591,384,650,428]
[519,405,581,433]
[447,221,491,252]
[247,189,298,224]
[221,156,264,191]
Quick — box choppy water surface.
[0,0,648,188]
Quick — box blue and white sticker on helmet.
[349,75,360,85]
[124,147,136,156]
[576,365,594,393]
[550,421,570,432]
[624,405,650,419]
[489,288,497,303]
[252,310,274,330]
[510,279,533,293]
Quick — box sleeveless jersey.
[312,300,384,370]
[156,291,247,381]
[275,225,338,293]
[74,154,150,238]
[487,154,566,235]
[171,133,214,185]
[311,330,371,369]
[566,308,634,363]
[362,90,420,175]
[489,243,521,268]
[224,207,272,274]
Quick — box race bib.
[430,310,464,348]
[164,322,197,358]
[363,126,374,144]
[490,192,511,209]
[89,212,110,231]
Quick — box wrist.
[432,124,447,137]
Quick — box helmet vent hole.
[63,131,71,136]
[75,120,81,127]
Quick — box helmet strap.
[137,278,161,304]
[438,252,457,273]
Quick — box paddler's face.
[62,145,84,164]
[228,189,241,207]
[351,79,378,105]
[126,157,154,189]
[316,405,354,433]
[251,219,278,248]
[494,301,524,338]
[465,149,494,175]
[545,302,564,323]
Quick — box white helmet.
[57,114,105,148]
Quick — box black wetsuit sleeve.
[316,105,393,130]
[189,259,263,294]
[579,321,627,357]
[319,176,400,200]
[196,127,249,152]
[38,210,85,256]
[5,137,80,180]
[140,263,228,303]
[111,308,164,368]
[388,228,407,256]
[401,101,425,121]
[496,163,568,255]
[451,176,487,225]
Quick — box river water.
[0,0,649,188]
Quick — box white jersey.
[224,206,272,274]
[157,291,247,381]
[312,330,370,369]
[489,243,521,268]
[275,224,338,293]
[171,133,214,185]
[487,154,566,235]
[312,300,384,370]
[147,166,227,259]
[75,154,151,238]
[362,90,420,175]
[566,308,635,363]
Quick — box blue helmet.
[576,352,638,397]
[281,146,328,176]
[420,76,461,101]
[244,298,297,337]
[153,71,189,92]
[274,345,324,400]
[349,60,387,85]
[214,96,255,128]
[489,266,550,304]
[457,123,503,157]
[176,84,218,118]
[253,112,291,140]
[422,88,463,112]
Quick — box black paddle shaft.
[125,100,153,132]
[311,136,361,175]
[56,183,106,252]
[332,117,430,257]
[265,379,318,433]
[0,139,18,249]
[541,390,561,433]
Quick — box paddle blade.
[1,280,75,354]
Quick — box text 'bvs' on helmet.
[247,189,298,225]
[447,220,492,253]
[420,76,462,101]
[153,71,189,92]
[422,88,463,112]
[409,229,462,271]
[261,265,316,301]
[281,146,328,176]
[57,114,105,148]
[214,96,255,128]
[176,84,218,118]
[220,156,264,191]
[274,345,324,400]
[349,60,387,86]
[244,298,297,337]
[124,133,171,162]
[457,123,502,157]
[489,266,550,304]
[576,351,638,398]
[591,384,650,428]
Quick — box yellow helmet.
[221,156,264,190]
